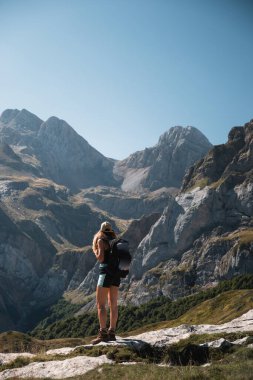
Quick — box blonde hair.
[92,230,116,255]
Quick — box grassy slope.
[73,360,253,380]
[0,331,89,354]
[31,275,253,339]
[1,289,253,353]
[122,289,253,336]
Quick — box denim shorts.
[97,264,121,288]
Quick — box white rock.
[232,336,249,345]
[200,338,233,348]
[0,353,35,365]
[46,345,84,355]
[1,355,113,379]
[126,309,253,346]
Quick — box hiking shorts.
[97,264,121,288]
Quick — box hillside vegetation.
[31,275,253,339]
[0,331,89,354]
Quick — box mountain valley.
[0,108,252,338]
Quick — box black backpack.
[106,238,132,278]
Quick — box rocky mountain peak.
[0,109,43,132]
[228,126,245,143]
[114,126,212,192]
[39,116,80,137]
[0,109,20,124]
[38,116,90,152]
[245,119,253,143]
[157,126,210,148]
[0,109,118,190]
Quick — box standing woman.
[91,221,120,344]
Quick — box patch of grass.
[0,331,38,354]
[223,228,253,245]
[157,289,253,328]
[187,177,209,192]
[74,345,146,363]
[122,289,253,336]
[0,356,34,372]
[64,291,95,305]
[209,177,227,189]
[0,331,89,354]
[68,360,253,380]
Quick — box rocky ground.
[1,310,253,379]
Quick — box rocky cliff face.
[0,176,100,331]
[114,126,212,193]
[125,120,253,305]
[0,206,58,331]
[80,186,173,219]
[0,175,172,331]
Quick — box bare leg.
[96,286,108,329]
[108,286,119,330]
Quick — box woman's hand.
[95,239,104,262]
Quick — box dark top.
[98,236,119,277]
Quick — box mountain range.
[0,108,252,334]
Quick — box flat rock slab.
[46,338,148,356]
[126,309,253,346]
[1,355,113,379]
[0,353,35,365]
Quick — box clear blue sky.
[0,0,252,159]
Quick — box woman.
[91,221,120,345]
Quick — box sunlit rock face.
[126,120,253,305]
[114,126,212,193]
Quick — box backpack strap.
[108,238,120,251]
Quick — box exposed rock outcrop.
[125,120,253,304]
[0,207,59,331]
[114,126,212,192]
[81,186,173,219]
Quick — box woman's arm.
[95,239,104,263]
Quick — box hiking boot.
[108,328,116,341]
[91,328,108,345]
